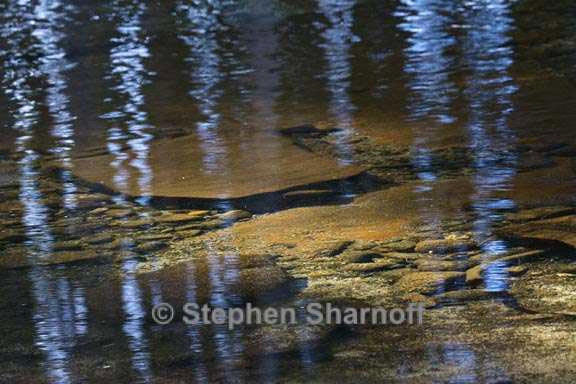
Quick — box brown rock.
[394,272,465,295]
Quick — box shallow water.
[1,0,576,383]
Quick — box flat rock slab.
[71,133,365,199]
[499,214,576,248]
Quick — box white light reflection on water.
[33,0,78,212]
[103,1,156,381]
[397,0,458,192]
[121,258,153,383]
[462,0,518,293]
[177,0,229,176]
[203,235,245,383]
[0,1,87,383]
[318,0,359,166]
[103,0,154,206]
[397,0,468,293]
[184,260,210,383]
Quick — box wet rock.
[377,268,416,283]
[105,209,134,219]
[312,241,354,258]
[238,265,290,302]
[278,124,338,138]
[102,238,135,251]
[156,213,205,225]
[509,265,528,277]
[197,220,224,230]
[400,293,437,308]
[556,264,576,275]
[116,220,154,230]
[0,162,19,188]
[89,207,109,215]
[186,210,211,217]
[342,251,382,264]
[415,259,467,272]
[415,238,477,254]
[0,248,111,269]
[244,322,333,357]
[499,214,576,248]
[218,210,252,222]
[511,264,576,315]
[75,193,111,210]
[436,289,500,304]
[0,231,26,244]
[394,272,465,295]
[136,233,174,242]
[343,258,407,273]
[379,239,417,253]
[350,240,382,252]
[380,252,422,261]
[174,223,201,231]
[468,247,529,264]
[505,206,576,223]
[466,250,547,286]
[86,234,114,245]
[176,229,203,238]
[53,240,84,252]
[135,241,168,254]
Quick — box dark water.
[1,0,576,383]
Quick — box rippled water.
[1,0,576,383]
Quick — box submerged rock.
[218,210,252,222]
[415,259,468,272]
[53,240,84,252]
[156,213,206,224]
[394,272,465,295]
[135,241,168,254]
[0,231,26,244]
[105,209,134,219]
[115,219,154,230]
[70,132,365,199]
[505,206,576,223]
[86,234,114,245]
[343,258,407,273]
[238,265,291,302]
[74,193,111,210]
[414,238,477,255]
[136,233,174,242]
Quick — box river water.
[1,0,575,383]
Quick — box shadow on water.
[45,165,386,214]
